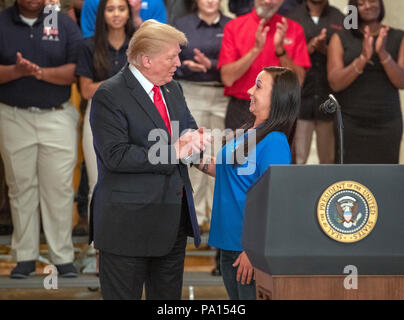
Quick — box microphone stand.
[319,94,344,164]
[333,95,344,164]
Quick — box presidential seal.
[317,181,378,243]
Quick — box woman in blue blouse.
[197,67,301,300]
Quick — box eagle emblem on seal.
[336,196,362,228]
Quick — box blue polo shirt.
[0,4,82,109]
[80,0,167,38]
[208,130,291,252]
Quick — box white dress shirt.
[128,64,172,128]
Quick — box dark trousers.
[99,199,191,300]
[224,96,252,130]
[220,249,256,300]
[76,162,89,217]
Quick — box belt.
[22,105,64,113]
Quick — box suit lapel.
[161,84,179,123]
[162,83,182,139]
[123,66,171,141]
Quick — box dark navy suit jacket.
[89,65,200,257]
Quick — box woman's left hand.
[233,251,255,285]
[376,26,390,59]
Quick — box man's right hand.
[254,19,270,52]
[173,127,212,160]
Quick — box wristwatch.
[275,48,286,58]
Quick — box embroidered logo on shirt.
[42,26,60,41]
[283,38,293,45]
[330,24,343,30]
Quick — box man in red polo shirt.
[219,0,311,129]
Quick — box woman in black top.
[328,0,404,163]
[75,0,134,229]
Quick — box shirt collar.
[303,1,331,18]
[196,12,223,28]
[128,64,155,97]
[108,35,130,52]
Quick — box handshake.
[173,127,212,162]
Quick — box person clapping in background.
[328,0,404,164]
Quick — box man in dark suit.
[89,20,210,300]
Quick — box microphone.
[319,94,344,164]
[319,94,338,114]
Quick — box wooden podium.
[255,269,404,300]
[243,165,404,300]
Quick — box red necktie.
[152,85,171,135]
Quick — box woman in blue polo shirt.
[76,0,135,227]
[198,67,301,300]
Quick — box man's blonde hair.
[127,20,188,66]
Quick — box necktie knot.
[153,86,163,102]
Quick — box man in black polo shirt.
[0,0,82,278]
[287,0,344,164]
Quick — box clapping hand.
[375,25,390,60]
[308,28,327,55]
[274,17,288,54]
[361,25,374,62]
[128,0,141,12]
[182,48,212,73]
[16,52,42,79]
[254,19,270,52]
[183,60,207,73]
[128,0,142,26]
[193,48,212,70]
